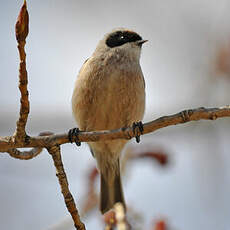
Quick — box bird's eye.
[106,30,142,48]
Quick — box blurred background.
[1,0,230,229]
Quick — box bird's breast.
[72,58,145,132]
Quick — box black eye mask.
[106,31,142,48]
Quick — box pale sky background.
[1,0,230,230]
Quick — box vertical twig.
[13,0,30,142]
[47,145,86,230]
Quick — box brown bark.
[13,0,30,143]
[1,106,230,153]
[47,145,86,230]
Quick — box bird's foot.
[68,127,81,146]
[132,121,144,143]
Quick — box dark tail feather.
[100,160,125,214]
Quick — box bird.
[70,28,146,214]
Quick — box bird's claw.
[132,121,144,143]
[68,128,81,146]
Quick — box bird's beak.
[137,39,148,46]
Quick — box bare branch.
[4,132,53,159]
[1,106,230,152]
[47,145,86,230]
[6,147,42,160]
[13,0,30,142]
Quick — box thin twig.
[5,131,53,160]
[13,0,30,142]
[6,147,42,160]
[47,145,86,230]
[1,106,230,152]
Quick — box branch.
[4,132,52,159]
[47,145,86,230]
[2,2,86,229]
[13,0,30,143]
[1,106,230,152]
[6,147,42,160]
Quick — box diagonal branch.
[1,106,230,152]
[47,145,86,230]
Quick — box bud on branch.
[15,0,29,42]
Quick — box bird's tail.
[100,159,125,214]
